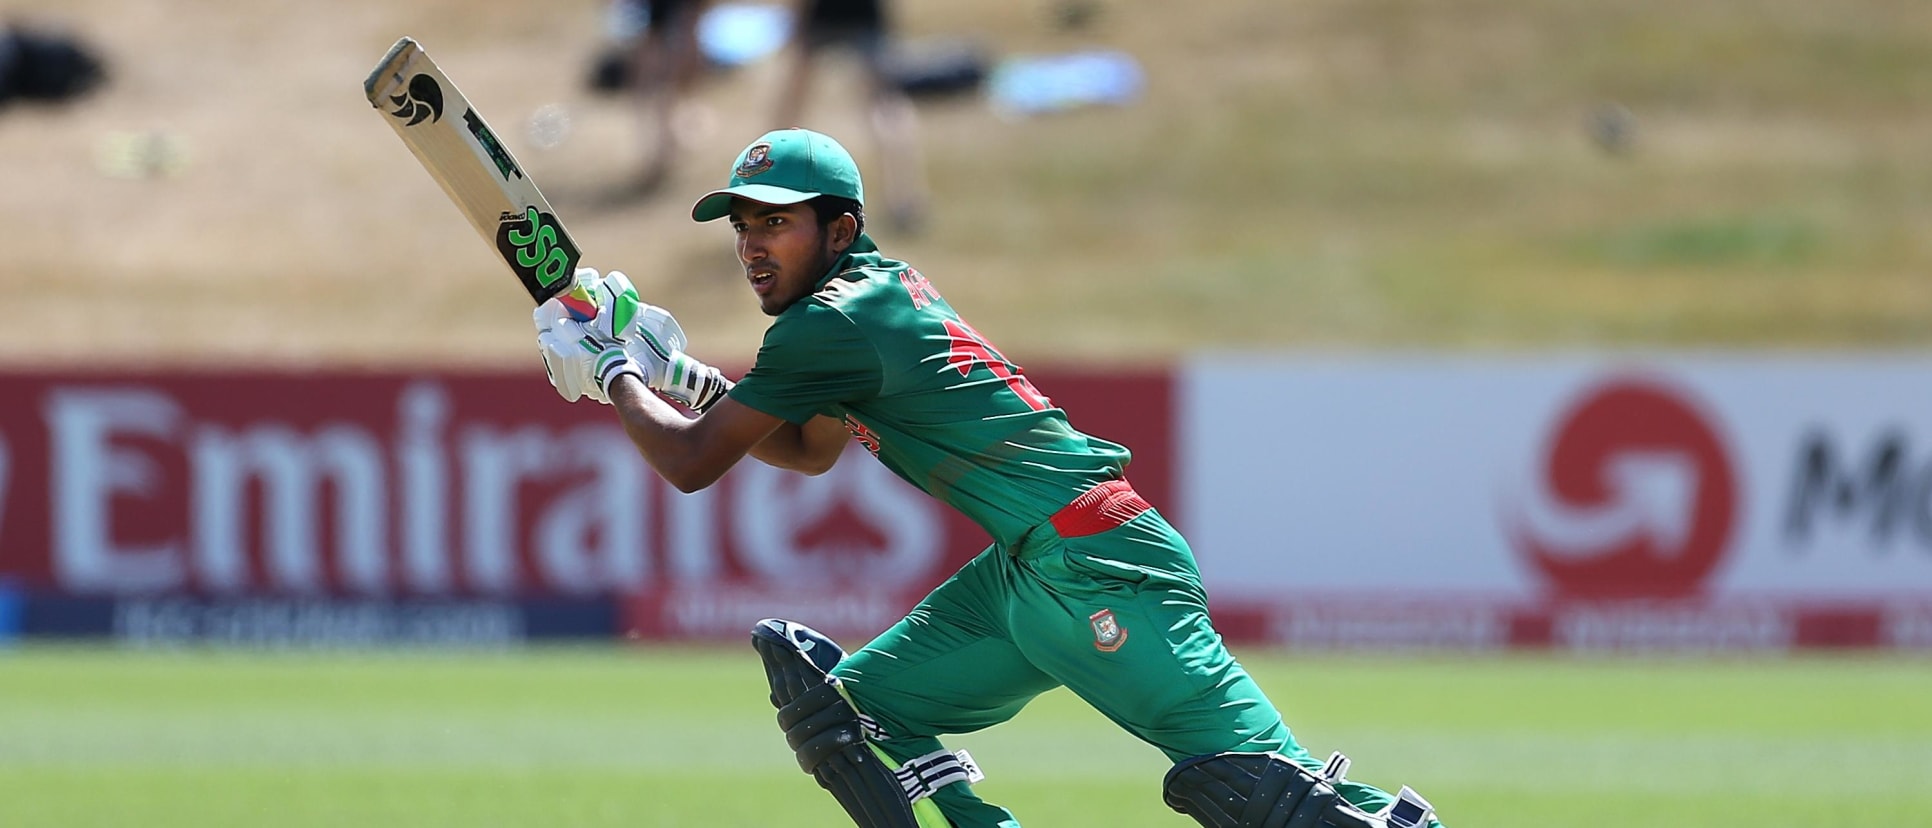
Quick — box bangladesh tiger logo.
[1089,609,1127,652]
[735,143,774,178]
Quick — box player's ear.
[830,212,858,252]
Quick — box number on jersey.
[942,318,1052,411]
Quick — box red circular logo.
[1511,376,1737,599]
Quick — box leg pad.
[1163,752,1384,828]
[753,618,920,828]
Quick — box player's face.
[730,200,840,316]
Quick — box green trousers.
[827,509,1434,827]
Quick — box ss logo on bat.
[497,206,579,299]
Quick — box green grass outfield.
[2,645,1929,827]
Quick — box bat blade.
[363,37,582,306]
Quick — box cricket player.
[532,128,1442,828]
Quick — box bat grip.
[556,285,599,323]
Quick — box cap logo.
[1089,609,1127,652]
[736,143,774,178]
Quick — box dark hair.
[807,196,865,241]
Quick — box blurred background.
[1,1,1930,826]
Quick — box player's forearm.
[607,377,743,493]
[747,415,846,475]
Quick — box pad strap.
[894,748,986,804]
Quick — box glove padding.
[626,321,731,412]
[534,300,639,404]
[584,268,649,345]
[579,268,687,352]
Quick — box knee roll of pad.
[1163,752,1434,828]
[752,618,848,708]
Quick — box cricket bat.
[363,36,593,316]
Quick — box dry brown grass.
[3,0,1930,369]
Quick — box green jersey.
[728,234,1133,548]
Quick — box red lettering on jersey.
[942,318,1052,412]
[899,269,943,310]
[843,414,882,455]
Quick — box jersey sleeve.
[727,300,883,423]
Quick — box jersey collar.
[816,232,881,286]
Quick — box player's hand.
[533,302,638,404]
[553,269,722,410]
[598,284,724,411]
[608,295,727,411]
[580,269,690,353]
[625,335,731,412]
[535,327,599,404]
[585,269,643,344]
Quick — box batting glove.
[534,302,637,405]
[626,315,731,412]
[585,268,643,344]
[553,268,726,411]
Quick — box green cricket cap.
[690,129,865,222]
